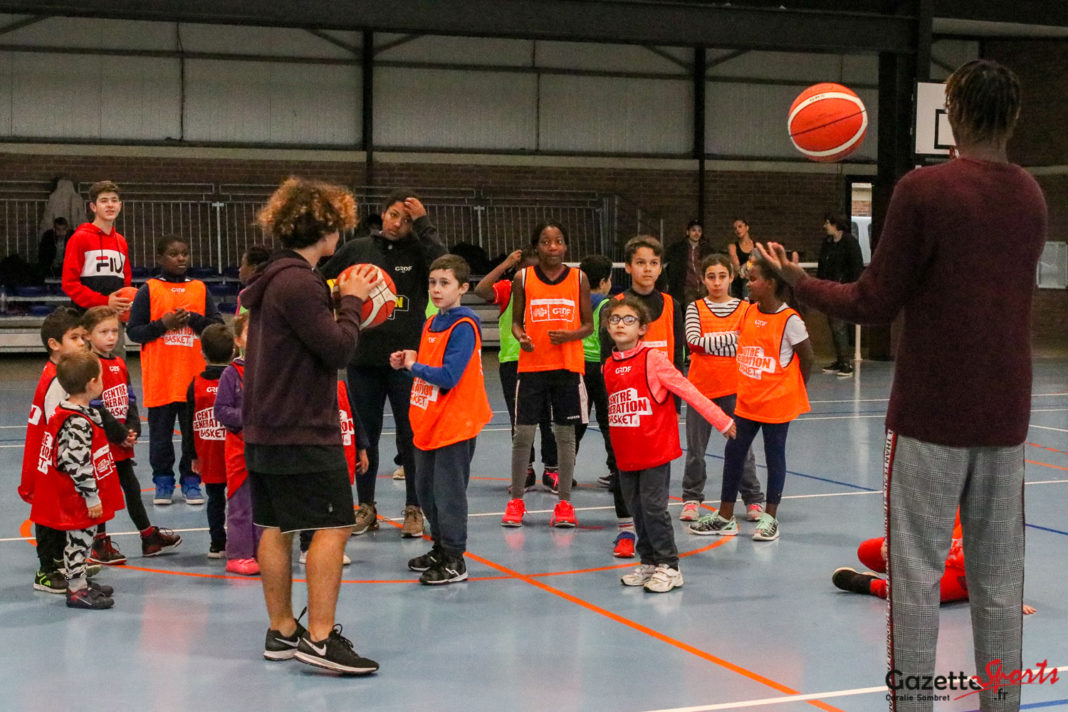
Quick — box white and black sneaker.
[419,555,468,585]
[294,625,379,675]
[264,609,308,661]
[408,545,443,573]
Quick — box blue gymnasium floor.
[1,353,1066,712]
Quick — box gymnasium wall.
[987,40,1068,345]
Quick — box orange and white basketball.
[788,83,868,162]
[336,264,397,329]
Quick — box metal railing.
[1,182,664,277]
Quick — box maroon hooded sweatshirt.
[239,251,364,447]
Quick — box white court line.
[1031,424,1068,434]
[640,665,1068,712]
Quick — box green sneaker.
[752,513,780,541]
[34,568,67,594]
[687,513,738,536]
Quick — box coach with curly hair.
[241,177,380,676]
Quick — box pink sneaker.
[551,500,577,528]
[225,558,260,576]
[679,501,701,521]
[501,498,526,527]
[747,503,765,521]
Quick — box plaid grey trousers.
[884,431,1025,712]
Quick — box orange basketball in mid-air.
[337,264,397,329]
[114,286,139,322]
[788,83,868,162]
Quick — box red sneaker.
[225,558,260,576]
[501,498,526,527]
[88,535,127,566]
[613,532,636,558]
[551,500,577,528]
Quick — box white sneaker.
[746,503,765,521]
[643,564,684,593]
[620,564,656,587]
[678,500,701,521]
[298,551,352,566]
[752,513,780,541]
[392,466,405,480]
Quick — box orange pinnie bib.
[142,279,207,407]
[409,316,492,450]
[518,266,584,374]
[734,303,810,423]
[687,299,746,399]
[613,292,676,361]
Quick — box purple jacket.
[239,252,364,446]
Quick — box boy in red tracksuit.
[30,351,124,609]
[603,296,736,594]
[83,306,182,565]
[181,323,235,560]
[392,254,492,584]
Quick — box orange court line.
[1026,459,1068,473]
[464,548,846,712]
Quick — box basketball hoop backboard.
[915,81,954,156]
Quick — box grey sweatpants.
[884,431,1025,712]
[681,395,764,505]
[620,463,678,569]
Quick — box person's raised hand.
[756,242,806,286]
[403,197,427,220]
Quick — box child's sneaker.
[620,563,656,586]
[225,558,260,575]
[401,505,425,538]
[596,473,613,488]
[643,564,684,593]
[391,465,405,480]
[501,498,526,527]
[612,531,636,558]
[352,502,378,536]
[142,526,182,557]
[832,567,879,595]
[182,483,205,505]
[88,535,127,565]
[33,568,67,594]
[542,467,560,493]
[408,546,443,573]
[153,482,174,505]
[752,513,780,541]
[688,513,738,536]
[746,503,765,521]
[297,550,351,566]
[550,500,577,528]
[207,542,225,559]
[294,624,379,675]
[524,465,537,492]
[87,579,114,596]
[65,586,114,610]
[264,612,307,661]
[679,500,701,521]
[419,554,468,585]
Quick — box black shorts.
[515,370,588,426]
[249,468,356,534]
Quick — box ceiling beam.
[0,0,916,53]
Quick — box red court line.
[1028,441,1068,457]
